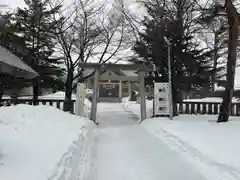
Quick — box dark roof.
[78,62,152,71]
[83,69,138,78]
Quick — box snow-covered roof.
[82,69,94,77]
[0,45,38,78]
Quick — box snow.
[0,104,96,180]
[37,91,92,117]
[2,89,93,100]
[141,116,240,180]
[3,93,240,180]
[3,91,93,118]
[38,90,93,100]
[183,97,240,103]
[96,103,206,180]
[122,97,153,120]
[123,98,240,180]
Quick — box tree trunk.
[172,100,178,116]
[63,70,73,112]
[217,19,238,123]
[172,89,178,116]
[33,78,39,106]
[170,79,179,116]
[212,32,218,91]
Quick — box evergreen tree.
[133,0,220,114]
[198,1,228,90]
[0,12,30,99]
[14,0,63,104]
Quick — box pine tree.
[14,0,63,104]
[198,1,228,91]
[133,0,220,114]
[0,12,30,99]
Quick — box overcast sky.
[2,0,25,9]
[1,0,137,9]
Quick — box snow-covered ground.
[96,103,206,180]
[141,116,240,180]
[3,95,240,180]
[0,105,96,180]
[123,98,240,180]
[122,97,153,120]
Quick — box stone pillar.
[87,78,91,88]
[139,71,146,122]
[90,69,100,122]
[119,80,122,98]
[128,81,132,97]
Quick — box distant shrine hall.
[85,69,139,101]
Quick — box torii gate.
[218,0,240,122]
[78,63,153,123]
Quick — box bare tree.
[52,0,131,111]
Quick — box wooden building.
[85,69,139,102]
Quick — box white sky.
[1,0,137,9]
[1,0,138,63]
[4,0,240,86]
[1,0,26,9]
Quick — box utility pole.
[164,37,173,120]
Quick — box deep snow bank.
[0,105,96,180]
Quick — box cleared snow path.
[96,103,207,180]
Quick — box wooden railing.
[177,102,240,116]
[0,98,76,114]
[2,98,240,116]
